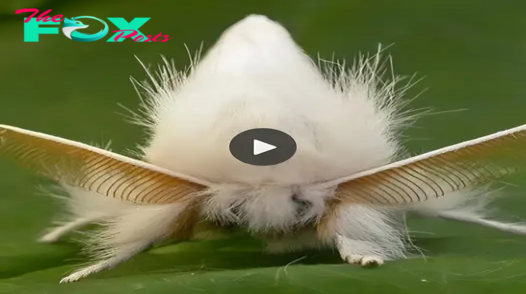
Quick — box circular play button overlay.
[229,128,297,166]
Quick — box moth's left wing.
[316,124,526,206]
[0,125,210,205]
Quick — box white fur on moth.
[2,14,526,283]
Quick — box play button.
[229,128,297,166]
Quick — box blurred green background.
[1,0,526,293]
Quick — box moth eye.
[291,194,313,217]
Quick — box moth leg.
[38,184,134,243]
[59,202,191,283]
[38,216,99,243]
[320,203,409,267]
[335,234,384,267]
[59,240,152,283]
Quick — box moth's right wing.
[315,124,526,206]
[0,125,210,205]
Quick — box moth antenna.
[317,124,526,209]
[0,125,209,204]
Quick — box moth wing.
[0,125,209,205]
[319,124,526,205]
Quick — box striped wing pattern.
[0,125,206,205]
[2,123,526,207]
[331,124,526,205]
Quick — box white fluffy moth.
[2,14,526,283]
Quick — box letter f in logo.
[23,18,59,42]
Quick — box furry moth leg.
[39,216,100,243]
[39,184,136,243]
[326,204,409,267]
[59,239,153,283]
[60,202,188,283]
[335,235,385,266]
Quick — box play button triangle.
[253,139,276,155]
